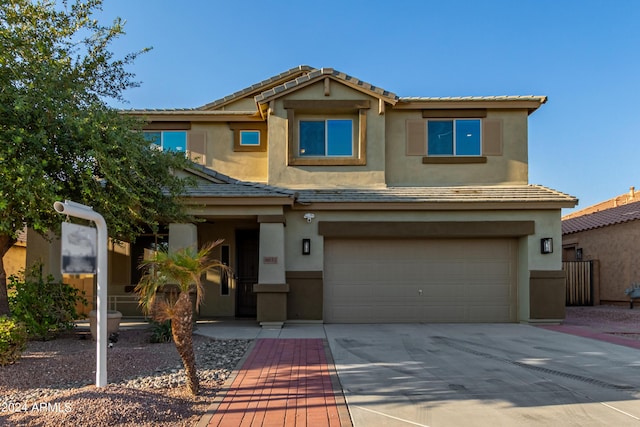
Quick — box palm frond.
[135,238,229,317]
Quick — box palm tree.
[135,239,227,395]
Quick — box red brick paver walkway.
[205,338,349,427]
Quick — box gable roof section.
[199,65,314,111]
[254,67,399,108]
[562,200,640,235]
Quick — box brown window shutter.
[406,120,426,156]
[187,130,207,165]
[482,119,503,156]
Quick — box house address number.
[263,256,278,264]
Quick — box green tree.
[0,0,193,315]
[136,240,228,395]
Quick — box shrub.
[0,316,28,366]
[149,320,172,343]
[8,263,88,340]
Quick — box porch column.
[254,216,289,327]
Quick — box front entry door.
[236,229,259,317]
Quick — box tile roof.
[182,168,576,207]
[399,95,547,102]
[254,67,399,105]
[184,182,295,199]
[183,166,296,199]
[562,186,639,220]
[198,66,314,111]
[123,66,546,116]
[295,185,576,205]
[562,200,640,234]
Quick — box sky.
[95,0,640,214]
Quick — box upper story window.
[284,99,370,166]
[142,127,207,165]
[427,119,481,156]
[406,112,503,164]
[240,130,260,147]
[299,119,353,157]
[229,123,267,152]
[144,131,187,153]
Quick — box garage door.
[324,239,517,323]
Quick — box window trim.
[284,100,369,166]
[229,122,267,152]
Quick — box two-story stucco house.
[29,66,577,324]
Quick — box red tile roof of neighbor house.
[562,199,640,235]
[563,186,640,220]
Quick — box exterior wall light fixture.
[540,238,553,254]
[302,238,311,255]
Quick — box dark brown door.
[236,229,259,317]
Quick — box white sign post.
[54,200,108,387]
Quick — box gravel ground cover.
[564,305,640,340]
[0,326,251,427]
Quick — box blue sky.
[96,0,640,213]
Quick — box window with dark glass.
[427,119,481,156]
[299,119,353,157]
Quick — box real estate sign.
[61,222,97,274]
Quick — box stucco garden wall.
[565,221,640,304]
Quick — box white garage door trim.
[324,238,517,323]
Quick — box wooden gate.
[563,261,593,306]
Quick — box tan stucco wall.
[267,82,387,188]
[385,109,529,186]
[217,98,257,111]
[26,229,62,281]
[192,123,268,182]
[564,221,640,303]
[189,81,533,189]
[5,243,26,279]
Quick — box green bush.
[8,263,88,340]
[149,320,172,343]
[0,316,27,366]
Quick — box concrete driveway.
[324,323,640,426]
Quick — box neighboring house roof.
[563,186,639,220]
[562,200,640,235]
